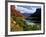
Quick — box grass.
[10,16,41,32]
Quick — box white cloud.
[15,5,37,14]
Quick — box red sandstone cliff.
[11,5,24,17]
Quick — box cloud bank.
[15,5,40,14]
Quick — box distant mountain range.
[21,8,41,17]
[21,13,32,16]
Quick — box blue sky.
[15,5,41,14]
